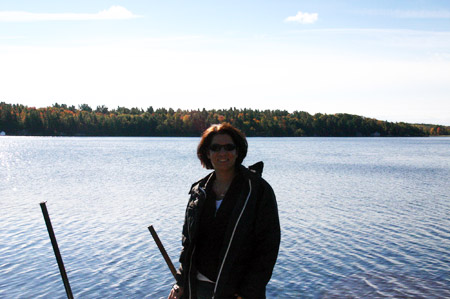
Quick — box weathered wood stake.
[40,202,74,299]
[148,225,177,279]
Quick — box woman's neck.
[215,168,236,184]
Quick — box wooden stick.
[148,225,177,279]
[40,202,74,299]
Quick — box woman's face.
[207,133,238,172]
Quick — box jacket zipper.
[213,179,252,298]
[188,247,195,299]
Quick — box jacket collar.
[189,161,264,195]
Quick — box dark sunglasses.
[209,143,236,152]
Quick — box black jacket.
[176,162,281,299]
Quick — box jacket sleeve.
[175,199,191,288]
[238,180,281,298]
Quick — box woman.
[168,123,280,299]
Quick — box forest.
[0,102,448,137]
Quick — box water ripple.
[1,137,449,298]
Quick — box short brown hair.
[197,123,248,169]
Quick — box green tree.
[79,104,92,112]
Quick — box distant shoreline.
[1,102,449,137]
[1,134,449,138]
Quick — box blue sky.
[1,0,449,125]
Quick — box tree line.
[0,102,448,137]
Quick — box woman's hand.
[168,284,184,299]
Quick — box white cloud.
[397,10,450,18]
[361,9,450,19]
[285,11,318,24]
[278,28,450,64]
[0,6,141,22]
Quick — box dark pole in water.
[148,225,177,280]
[40,202,74,299]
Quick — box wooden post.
[148,225,177,279]
[40,202,74,299]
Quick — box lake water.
[0,137,449,298]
